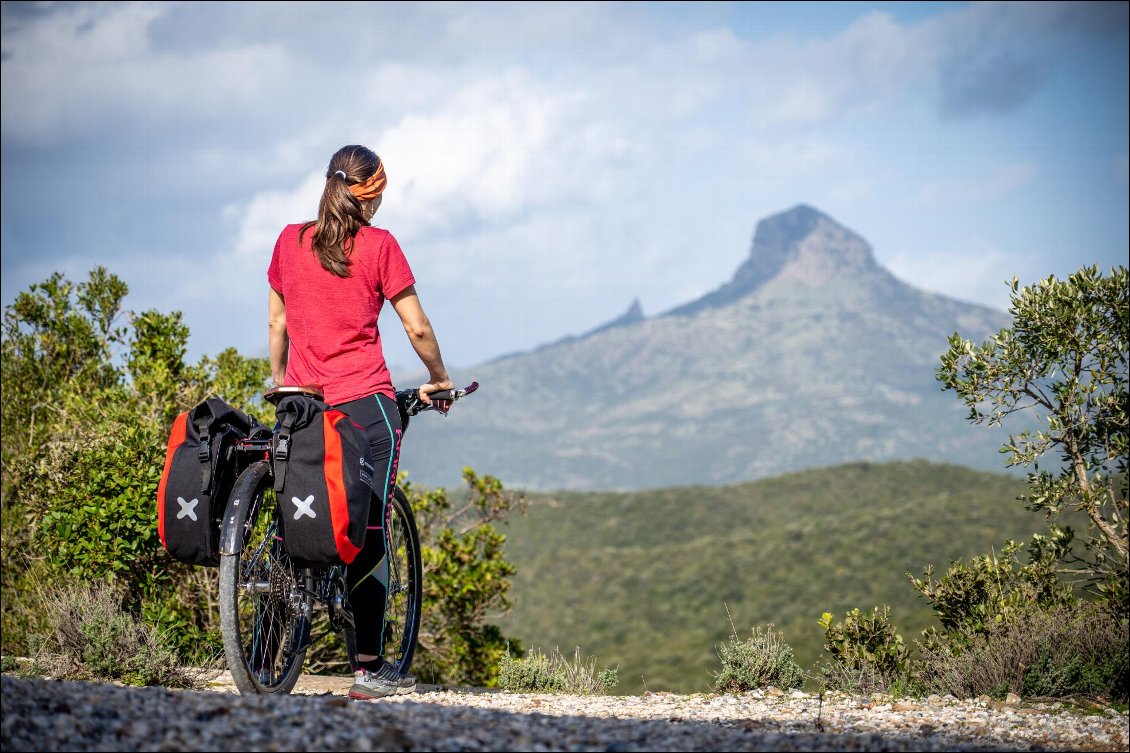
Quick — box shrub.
[2,267,268,660]
[817,606,911,695]
[32,581,215,688]
[498,645,618,694]
[712,621,804,693]
[908,540,1074,644]
[405,469,527,687]
[917,601,1128,702]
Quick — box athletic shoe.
[349,661,416,699]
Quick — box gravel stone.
[2,673,1127,752]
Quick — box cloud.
[0,2,299,145]
[2,1,1126,368]
[885,241,1017,310]
[752,10,930,127]
[379,70,574,232]
[937,50,1047,119]
[745,2,1123,127]
[224,173,325,269]
[928,1,1126,119]
[224,68,627,279]
[742,136,844,174]
[908,162,1039,207]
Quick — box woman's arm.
[268,287,289,386]
[390,285,453,403]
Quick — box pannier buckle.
[275,434,290,461]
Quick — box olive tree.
[937,265,1128,607]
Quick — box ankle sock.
[356,658,384,673]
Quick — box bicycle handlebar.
[395,381,479,419]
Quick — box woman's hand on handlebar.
[419,376,454,409]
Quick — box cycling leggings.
[332,392,403,658]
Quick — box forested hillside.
[494,460,1070,694]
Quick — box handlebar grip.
[426,389,455,401]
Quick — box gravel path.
[2,672,1127,752]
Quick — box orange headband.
[347,160,387,202]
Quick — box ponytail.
[299,145,384,278]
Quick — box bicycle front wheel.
[218,460,311,695]
[381,485,423,674]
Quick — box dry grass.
[30,580,217,689]
[918,602,1128,702]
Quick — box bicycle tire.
[218,460,311,695]
[380,485,423,674]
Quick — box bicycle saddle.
[263,384,325,405]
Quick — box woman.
[267,144,453,700]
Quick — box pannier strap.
[197,428,212,493]
[273,411,298,493]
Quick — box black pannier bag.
[158,397,259,566]
[272,395,375,567]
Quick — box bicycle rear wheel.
[218,460,311,694]
[380,485,423,673]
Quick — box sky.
[2,1,1127,376]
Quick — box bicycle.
[216,381,478,695]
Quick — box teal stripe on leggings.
[350,394,396,594]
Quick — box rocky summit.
[399,205,1015,491]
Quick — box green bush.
[908,540,1075,648]
[711,622,804,693]
[405,469,527,687]
[1,268,268,659]
[25,392,167,587]
[816,606,910,695]
[12,367,250,663]
[498,645,618,694]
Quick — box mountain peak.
[402,203,1013,492]
[587,298,644,336]
[666,204,879,317]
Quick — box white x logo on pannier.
[176,497,199,522]
[291,495,316,520]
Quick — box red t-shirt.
[267,224,415,404]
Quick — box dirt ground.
[201,669,475,697]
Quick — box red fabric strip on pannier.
[323,411,362,563]
[157,412,188,547]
